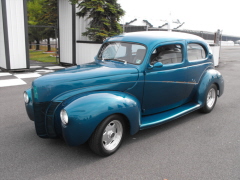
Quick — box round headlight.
[60,109,68,125]
[23,92,29,103]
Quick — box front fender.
[195,69,224,106]
[62,91,141,146]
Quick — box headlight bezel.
[23,91,30,104]
[60,109,69,125]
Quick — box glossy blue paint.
[152,62,163,68]
[195,69,224,105]
[61,91,141,146]
[32,62,139,103]
[141,102,201,129]
[23,31,224,148]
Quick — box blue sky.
[118,0,240,36]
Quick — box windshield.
[98,42,146,65]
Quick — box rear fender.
[62,91,141,146]
[195,69,224,106]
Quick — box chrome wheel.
[102,120,123,151]
[88,114,125,156]
[200,84,217,113]
[206,88,216,108]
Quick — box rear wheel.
[88,114,125,156]
[200,84,217,113]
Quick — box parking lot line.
[0,79,26,87]
[14,73,42,79]
[0,72,12,77]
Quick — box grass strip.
[29,50,57,64]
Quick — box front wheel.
[200,84,217,113]
[88,114,125,156]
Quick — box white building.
[0,0,100,70]
[58,0,102,65]
[0,0,29,70]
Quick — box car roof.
[106,31,206,46]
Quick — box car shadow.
[123,110,206,145]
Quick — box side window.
[150,44,183,65]
[187,43,206,61]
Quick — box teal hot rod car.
[24,31,224,156]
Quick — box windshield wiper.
[104,58,127,64]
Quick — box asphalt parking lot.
[0,46,240,180]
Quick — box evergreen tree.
[74,0,124,42]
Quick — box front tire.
[200,84,217,113]
[88,114,125,156]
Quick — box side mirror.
[147,62,163,69]
[153,62,163,68]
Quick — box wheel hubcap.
[206,88,216,108]
[102,120,123,151]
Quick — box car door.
[142,41,196,115]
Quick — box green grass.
[29,46,58,64]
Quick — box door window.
[150,44,183,65]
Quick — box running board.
[140,102,201,130]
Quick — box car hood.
[32,62,139,102]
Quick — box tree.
[73,0,124,42]
[27,0,45,50]
[39,0,58,51]
[27,0,58,51]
